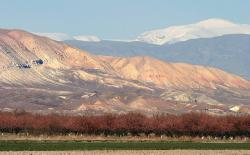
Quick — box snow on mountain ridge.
[137,18,250,45]
[73,35,101,42]
[34,32,74,41]
[195,18,237,28]
[35,19,250,45]
[35,33,101,42]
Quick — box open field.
[0,141,249,151]
[0,133,249,143]
[1,150,250,155]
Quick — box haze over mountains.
[1,29,250,115]
[35,32,101,42]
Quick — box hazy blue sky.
[0,0,249,39]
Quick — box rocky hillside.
[104,56,250,89]
[0,29,250,115]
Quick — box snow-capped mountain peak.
[73,35,101,42]
[195,18,237,28]
[137,18,250,45]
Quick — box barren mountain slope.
[0,29,250,115]
[102,56,250,89]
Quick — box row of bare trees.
[0,112,249,137]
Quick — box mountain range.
[0,29,250,115]
[62,19,250,80]
[65,34,250,80]
[38,18,250,44]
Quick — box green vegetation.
[0,141,249,151]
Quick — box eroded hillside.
[0,29,250,115]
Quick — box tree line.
[0,112,249,137]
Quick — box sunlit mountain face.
[0,29,250,115]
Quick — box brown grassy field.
[0,133,249,143]
[0,150,250,155]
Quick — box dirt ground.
[0,150,250,155]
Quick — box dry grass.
[0,133,249,143]
[0,150,250,155]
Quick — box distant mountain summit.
[36,18,250,45]
[136,18,250,45]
